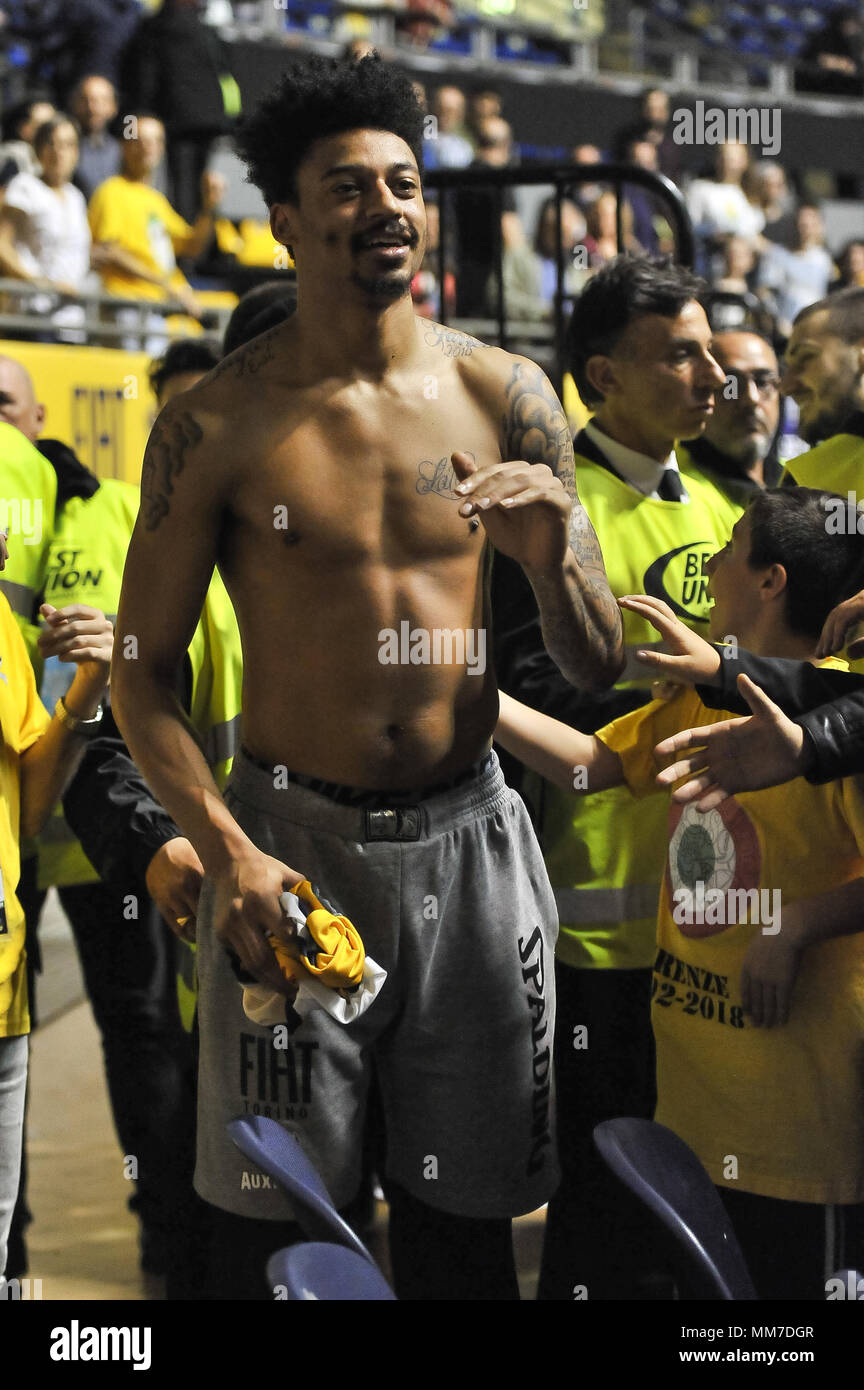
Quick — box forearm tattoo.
[504,360,622,680]
[141,411,202,531]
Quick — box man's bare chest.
[227,392,502,565]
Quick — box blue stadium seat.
[227,1115,375,1265]
[593,1118,757,1301]
[268,1243,396,1301]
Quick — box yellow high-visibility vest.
[540,446,742,970]
[37,479,139,888]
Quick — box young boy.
[0,565,112,1293]
[496,487,864,1299]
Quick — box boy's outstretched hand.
[817,587,864,661]
[619,595,722,686]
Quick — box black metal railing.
[425,161,694,395]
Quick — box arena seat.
[644,0,849,68]
[267,1242,396,1301]
[593,1117,758,1301]
[227,1115,376,1265]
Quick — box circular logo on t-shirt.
[666,799,761,938]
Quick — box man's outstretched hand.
[451,450,570,575]
[654,673,808,809]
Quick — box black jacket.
[696,649,864,784]
[123,7,233,134]
[38,433,188,884]
[62,703,183,886]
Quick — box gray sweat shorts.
[194,748,560,1222]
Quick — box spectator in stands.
[583,189,640,267]
[758,204,836,338]
[429,85,473,169]
[342,38,377,62]
[796,3,864,98]
[69,75,121,202]
[713,234,758,299]
[397,0,454,49]
[615,86,680,185]
[0,116,96,339]
[570,143,605,212]
[1,0,142,102]
[467,85,502,137]
[0,95,57,182]
[680,329,783,500]
[453,116,523,316]
[498,196,588,321]
[618,125,671,256]
[122,0,239,223]
[411,200,454,320]
[637,86,681,182]
[88,114,225,322]
[687,142,764,274]
[149,337,220,405]
[221,280,297,357]
[749,161,797,250]
[834,239,864,291]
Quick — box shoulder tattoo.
[424,322,487,358]
[503,360,576,499]
[141,411,203,531]
[206,325,280,383]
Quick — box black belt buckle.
[365,806,422,841]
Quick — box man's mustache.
[352,224,420,251]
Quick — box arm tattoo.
[141,411,203,531]
[504,359,622,684]
[424,322,488,358]
[503,360,576,496]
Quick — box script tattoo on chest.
[423,323,486,358]
[416,455,460,498]
[141,411,203,531]
[416,453,481,529]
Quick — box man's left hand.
[451,450,570,574]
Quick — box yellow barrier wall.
[0,340,158,483]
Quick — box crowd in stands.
[1,42,864,1311]
[0,15,857,361]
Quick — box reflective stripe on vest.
[555,884,663,924]
[205,713,241,769]
[0,578,35,618]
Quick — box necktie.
[658,468,685,502]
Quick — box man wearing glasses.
[679,329,783,504]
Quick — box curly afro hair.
[236,54,425,207]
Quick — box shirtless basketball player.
[112,56,623,1301]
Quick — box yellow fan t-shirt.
[88,176,196,301]
[596,676,864,1205]
[0,593,51,1037]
